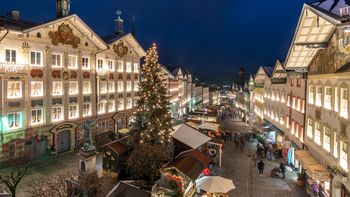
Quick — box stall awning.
[295,150,331,181]
[171,124,211,149]
[295,150,311,158]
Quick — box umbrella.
[198,123,216,131]
[196,176,236,193]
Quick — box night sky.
[1,0,307,85]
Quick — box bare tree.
[0,155,28,197]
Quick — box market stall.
[195,176,235,197]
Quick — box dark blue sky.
[1,0,307,84]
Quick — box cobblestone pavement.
[215,117,308,197]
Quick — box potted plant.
[296,173,306,187]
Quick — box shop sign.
[0,62,28,73]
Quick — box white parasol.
[196,176,236,193]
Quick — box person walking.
[257,160,265,176]
[280,162,286,179]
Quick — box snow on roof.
[171,124,211,149]
[311,0,350,16]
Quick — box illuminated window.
[82,57,90,69]
[108,100,115,112]
[286,116,290,129]
[126,81,132,92]
[69,81,78,95]
[314,122,321,145]
[98,101,105,114]
[323,127,331,152]
[52,106,63,122]
[335,87,339,112]
[133,62,139,73]
[291,120,295,135]
[295,123,299,138]
[7,81,22,99]
[108,81,115,93]
[52,81,63,96]
[83,81,91,94]
[118,81,124,92]
[117,61,124,72]
[126,62,132,72]
[340,141,348,171]
[97,59,103,70]
[301,99,305,113]
[324,86,332,110]
[309,85,314,104]
[134,81,139,91]
[31,108,43,125]
[97,120,109,133]
[99,81,107,94]
[297,97,301,111]
[334,132,338,158]
[118,99,124,111]
[83,103,91,117]
[126,98,132,109]
[108,60,114,71]
[52,53,62,67]
[69,105,79,119]
[30,51,42,66]
[292,96,296,109]
[307,118,313,139]
[7,112,21,130]
[340,88,348,119]
[316,86,322,107]
[281,93,285,103]
[68,55,77,69]
[287,95,291,107]
[5,49,16,63]
[31,81,43,97]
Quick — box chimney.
[6,10,20,20]
[115,10,124,35]
[131,16,136,37]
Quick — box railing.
[0,62,29,73]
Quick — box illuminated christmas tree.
[131,43,173,152]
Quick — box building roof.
[171,124,211,149]
[0,16,37,31]
[108,141,129,155]
[101,33,126,44]
[106,181,151,197]
[171,67,192,76]
[164,149,210,180]
[310,0,350,17]
[262,67,274,77]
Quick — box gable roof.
[164,149,210,180]
[171,67,192,77]
[22,14,107,49]
[309,0,350,18]
[262,67,274,77]
[171,124,211,149]
[103,33,146,57]
[0,16,37,31]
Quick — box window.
[126,62,132,72]
[52,106,63,122]
[324,86,332,110]
[287,95,291,107]
[7,81,22,99]
[271,91,275,101]
[290,79,294,86]
[134,81,139,91]
[99,81,107,94]
[126,98,132,109]
[297,79,301,87]
[292,96,296,109]
[118,99,124,111]
[68,55,77,69]
[286,116,290,129]
[7,112,21,130]
[97,121,109,133]
[291,120,295,135]
[309,85,314,104]
[108,60,114,71]
[83,103,91,117]
[52,81,63,96]
[118,81,124,92]
[340,141,348,171]
[5,49,16,63]
[108,100,115,112]
[315,122,321,145]
[301,99,305,114]
[316,86,322,107]
[340,88,348,119]
[31,81,43,97]
[83,81,91,94]
[98,101,105,114]
[30,51,42,66]
[69,105,79,119]
[323,127,331,152]
[307,118,313,139]
[297,98,301,111]
[52,53,62,67]
[335,87,339,112]
[31,108,43,125]
[334,132,338,158]
[126,81,132,92]
[117,61,124,72]
[82,57,90,69]
[97,59,103,70]
[133,62,139,73]
[69,81,78,95]
[281,93,285,103]
[108,81,115,93]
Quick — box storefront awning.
[295,150,311,158]
[305,164,331,182]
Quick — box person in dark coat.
[258,160,265,176]
[280,162,286,179]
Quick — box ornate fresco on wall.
[109,73,114,80]
[83,72,90,79]
[52,70,61,78]
[70,71,77,79]
[30,69,43,78]
[309,29,350,75]
[48,23,81,48]
[63,70,69,80]
[113,40,128,58]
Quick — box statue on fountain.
[81,119,97,152]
